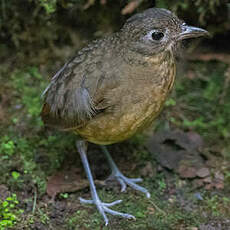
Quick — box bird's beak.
[177,25,209,41]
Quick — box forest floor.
[0,35,230,230]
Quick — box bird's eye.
[151,32,164,41]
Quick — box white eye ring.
[143,30,166,42]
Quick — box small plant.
[0,194,23,230]
[11,67,47,127]
[205,194,230,217]
[165,98,176,107]
[38,208,50,224]
[0,136,15,158]
[11,171,21,180]
[60,193,69,199]
[39,0,57,14]
[158,177,167,193]
[205,195,219,216]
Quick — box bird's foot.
[79,197,135,225]
[106,171,150,198]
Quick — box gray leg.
[101,145,150,198]
[76,140,135,225]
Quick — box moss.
[168,61,230,141]
[0,194,24,230]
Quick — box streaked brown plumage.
[41,8,208,225]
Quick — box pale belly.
[75,86,172,145]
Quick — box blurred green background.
[1,0,229,63]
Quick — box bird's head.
[121,8,209,56]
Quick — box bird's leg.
[76,140,135,225]
[101,146,150,198]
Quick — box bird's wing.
[41,41,121,130]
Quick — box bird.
[41,8,208,225]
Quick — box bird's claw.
[79,197,135,225]
[106,173,150,198]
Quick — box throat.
[123,49,174,68]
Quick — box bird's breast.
[75,53,176,145]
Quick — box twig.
[187,53,230,65]
[32,186,37,214]
[121,0,144,15]
[149,200,166,215]
[83,0,95,10]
